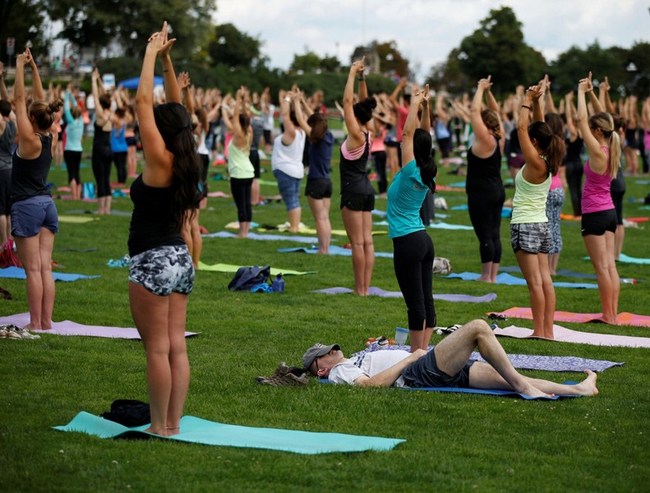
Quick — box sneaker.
[0,325,7,338]
[16,328,40,339]
[256,362,310,387]
[4,325,22,339]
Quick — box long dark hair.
[307,113,328,144]
[528,121,564,176]
[153,102,201,227]
[413,128,437,193]
[353,97,377,124]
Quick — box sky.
[214,0,650,79]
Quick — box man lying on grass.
[303,319,599,398]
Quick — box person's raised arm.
[543,75,557,114]
[532,75,546,122]
[358,66,368,100]
[517,84,548,177]
[565,92,578,141]
[293,94,311,136]
[343,58,366,149]
[178,72,193,114]
[14,49,41,156]
[576,74,608,169]
[26,49,44,102]
[354,349,427,387]
[231,87,246,143]
[401,86,427,166]
[389,77,406,108]
[91,68,108,125]
[420,85,431,133]
[581,72,604,114]
[279,90,297,144]
[155,22,180,104]
[0,62,9,101]
[64,86,74,124]
[470,76,494,152]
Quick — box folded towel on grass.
[278,245,394,258]
[312,286,497,303]
[198,261,315,276]
[0,267,99,282]
[203,231,321,244]
[494,323,650,348]
[0,313,198,339]
[444,272,597,289]
[354,343,623,372]
[55,411,405,454]
[489,307,650,328]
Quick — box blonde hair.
[29,99,63,131]
[589,112,621,179]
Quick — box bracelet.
[163,70,169,73]
[521,105,531,110]
[358,77,365,82]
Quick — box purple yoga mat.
[0,313,199,340]
[354,342,623,372]
[494,324,650,349]
[311,286,497,303]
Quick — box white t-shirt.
[263,104,275,131]
[328,350,411,387]
[271,128,305,179]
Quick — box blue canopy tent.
[119,76,164,89]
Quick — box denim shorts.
[129,245,194,296]
[11,195,59,237]
[274,169,302,211]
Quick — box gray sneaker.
[16,328,40,339]
[256,362,310,387]
[0,325,8,338]
[4,325,22,339]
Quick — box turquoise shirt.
[387,159,428,238]
[64,92,84,152]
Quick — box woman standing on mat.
[512,82,564,339]
[466,76,505,283]
[11,47,61,331]
[63,84,84,200]
[91,68,113,214]
[129,21,201,436]
[544,112,566,276]
[341,58,376,296]
[576,73,621,325]
[294,92,334,254]
[387,85,437,352]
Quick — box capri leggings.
[230,177,253,222]
[63,150,82,184]
[92,145,112,198]
[545,187,565,254]
[564,160,583,216]
[467,188,505,264]
[393,230,436,331]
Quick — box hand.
[565,91,574,102]
[26,47,37,67]
[350,56,365,75]
[600,76,610,92]
[526,84,543,102]
[177,72,190,90]
[422,84,430,104]
[516,85,525,97]
[477,75,492,92]
[147,21,176,57]
[578,72,593,93]
[410,349,428,361]
[91,68,100,82]
[16,48,32,67]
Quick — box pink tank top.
[582,146,614,214]
[549,173,562,190]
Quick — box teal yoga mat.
[55,412,405,455]
[584,253,650,265]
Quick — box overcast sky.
[215,0,650,78]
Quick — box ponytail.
[413,128,437,193]
[608,131,622,179]
[545,134,565,176]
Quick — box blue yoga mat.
[54,412,405,454]
[444,272,597,289]
[428,222,474,231]
[203,231,320,244]
[584,253,650,265]
[371,209,387,217]
[500,266,598,280]
[0,267,99,282]
[278,245,394,258]
[450,204,468,211]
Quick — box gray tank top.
[0,121,16,171]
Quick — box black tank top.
[564,136,583,164]
[466,140,503,193]
[93,123,111,150]
[128,175,185,256]
[10,132,53,204]
[339,134,374,195]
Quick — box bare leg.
[614,225,624,260]
[538,253,556,339]
[308,196,331,254]
[190,212,202,267]
[181,217,194,266]
[238,221,251,238]
[0,215,8,245]
[478,262,493,283]
[288,207,301,233]
[38,228,56,330]
[548,253,559,276]
[166,292,190,434]
[342,207,367,296]
[251,178,260,206]
[515,250,548,338]
[362,211,375,294]
[490,262,499,283]
[15,234,44,330]
[584,233,619,324]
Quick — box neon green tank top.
[227,137,254,179]
[511,164,551,224]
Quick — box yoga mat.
[225,221,260,229]
[55,411,405,454]
[371,209,387,217]
[0,267,99,282]
[354,343,623,372]
[449,181,467,188]
[494,324,650,348]
[203,232,321,244]
[444,272,597,289]
[312,286,497,303]
[616,253,650,265]
[58,215,99,224]
[207,191,231,198]
[427,222,473,231]
[626,217,649,223]
[0,313,198,339]
[198,262,315,276]
[450,204,468,211]
[278,245,394,258]
[500,266,598,280]
[489,307,650,328]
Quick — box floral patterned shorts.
[129,245,194,296]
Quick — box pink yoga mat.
[0,313,198,340]
[489,307,650,328]
[494,324,650,348]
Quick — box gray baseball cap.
[302,343,340,370]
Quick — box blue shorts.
[273,169,302,211]
[11,196,59,237]
[129,245,194,296]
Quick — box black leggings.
[565,160,583,216]
[113,151,127,184]
[467,188,505,264]
[393,230,436,331]
[230,177,253,222]
[372,151,387,194]
[92,145,112,198]
[63,150,82,184]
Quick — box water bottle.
[272,274,285,292]
[620,278,636,285]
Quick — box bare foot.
[476,276,492,283]
[601,315,619,325]
[166,426,180,436]
[576,370,599,396]
[24,323,44,331]
[521,383,554,399]
[144,426,167,436]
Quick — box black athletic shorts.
[305,178,332,199]
[581,209,617,236]
[401,349,474,388]
[340,192,374,212]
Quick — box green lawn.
[1,143,649,492]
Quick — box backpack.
[228,265,271,291]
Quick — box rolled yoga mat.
[312,286,497,303]
[489,307,650,328]
[493,324,650,348]
[54,411,405,455]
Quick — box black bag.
[228,265,271,291]
[101,399,150,427]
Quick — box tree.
[374,41,409,76]
[290,51,321,74]
[0,0,49,64]
[457,6,548,94]
[426,48,471,93]
[206,23,263,68]
[47,0,216,59]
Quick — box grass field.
[1,141,649,492]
